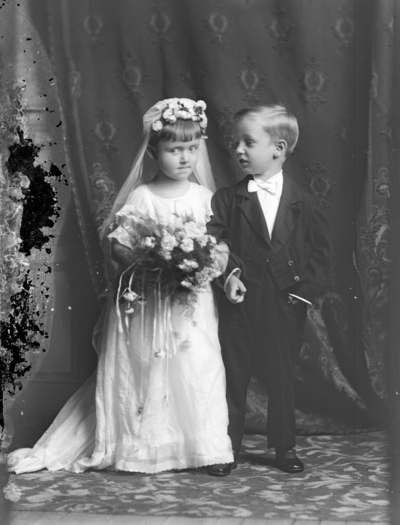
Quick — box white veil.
[100,98,215,240]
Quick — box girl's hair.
[100,101,211,240]
[234,104,299,155]
[148,119,202,149]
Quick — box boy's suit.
[208,174,333,452]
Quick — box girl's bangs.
[158,119,202,143]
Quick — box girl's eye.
[189,146,198,152]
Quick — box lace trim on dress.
[108,226,135,250]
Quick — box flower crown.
[151,98,208,135]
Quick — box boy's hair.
[234,104,299,155]
[148,119,202,149]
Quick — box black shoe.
[275,448,304,473]
[206,451,239,477]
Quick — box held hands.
[214,241,229,275]
[225,274,247,304]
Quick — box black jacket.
[207,174,334,304]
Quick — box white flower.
[163,108,173,119]
[180,237,194,253]
[183,221,202,238]
[155,98,208,130]
[178,98,195,108]
[181,280,192,288]
[152,120,163,131]
[167,99,180,110]
[123,290,138,302]
[199,114,208,129]
[163,108,177,123]
[175,109,189,120]
[178,259,199,271]
[143,236,156,248]
[161,231,178,252]
[3,482,21,502]
[197,234,208,247]
[160,250,172,261]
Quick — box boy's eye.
[245,140,254,146]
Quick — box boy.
[207,105,333,476]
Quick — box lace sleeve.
[201,185,213,223]
[107,224,135,250]
[205,196,213,222]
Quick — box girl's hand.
[225,274,246,304]
[111,240,135,270]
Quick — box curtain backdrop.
[25,0,398,434]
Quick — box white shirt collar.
[253,170,283,185]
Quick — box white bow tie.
[248,178,279,195]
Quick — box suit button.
[288,260,294,266]
[294,275,300,281]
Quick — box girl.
[7,98,233,474]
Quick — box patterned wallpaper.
[22,0,396,432]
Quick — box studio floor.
[3,432,391,525]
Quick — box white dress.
[7,183,233,474]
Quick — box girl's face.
[155,138,201,181]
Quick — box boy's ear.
[274,139,287,158]
[147,145,157,160]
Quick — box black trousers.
[218,267,307,452]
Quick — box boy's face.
[233,115,279,177]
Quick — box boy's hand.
[225,274,247,304]
[288,295,299,305]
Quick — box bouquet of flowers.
[114,210,222,319]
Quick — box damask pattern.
[81,11,105,47]
[91,109,120,158]
[36,0,395,441]
[89,162,117,232]
[298,57,330,110]
[5,432,389,522]
[203,10,230,48]
[146,1,173,46]
[330,4,355,52]
[120,53,148,104]
[303,162,337,208]
[265,5,295,54]
[359,167,390,400]
[238,56,265,105]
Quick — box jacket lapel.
[271,176,302,255]
[236,176,271,247]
